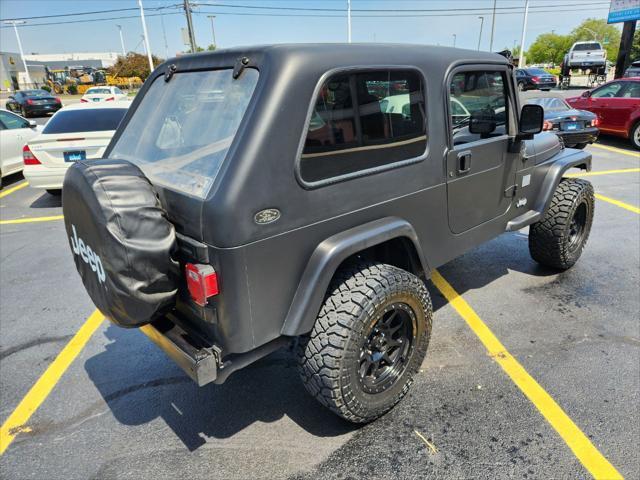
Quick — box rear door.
[445,67,519,234]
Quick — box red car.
[566,78,640,150]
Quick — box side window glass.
[301,69,426,183]
[591,82,624,98]
[449,71,508,146]
[0,111,29,129]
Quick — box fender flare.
[280,217,429,337]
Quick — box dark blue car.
[527,97,599,149]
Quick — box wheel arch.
[280,217,430,337]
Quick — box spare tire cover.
[62,159,179,327]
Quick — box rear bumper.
[556,127,599,145]
[23,164,68,189]
[533,82,557,89]
[25,104,61,115]
[140,314,290,386]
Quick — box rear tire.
[297,262,432,423]
[529,178,594,270]
[631,122,640,150]
[518,82,526,92]
[21,107,29,118]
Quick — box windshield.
[573,43,602,51]
[43,108,128,134]
[23,90,51,98]
[527,97,570,111]
[87,88,111,94]
[109,68,259,199]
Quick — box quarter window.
[301,69,426,183]
[449,70,508,145]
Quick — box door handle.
[457,151,472,173]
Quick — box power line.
[1,5,179,22]
[0,12,184,29]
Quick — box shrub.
[41,85,52,92]
[66,84,78,95]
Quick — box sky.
[0,0,624,59]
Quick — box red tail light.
[54,97,61,104]
[531,76,540,82]
[543,120,554,131]
[591,118,599,127]
[185,263,219,306]
[105,97,115,101]
[80,98,88,103]
[23,145,41,165]
[26,98,34,105]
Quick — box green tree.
[526,33,573,65]
[108,52,164,80]
[631,29,640,61]
[570,18,621,61]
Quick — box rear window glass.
[573,43,602,51]
[527,97,569,111]
[43,108,128,134]
[109,68,259,199]
[23,90,50,98]
[525,69,549,75]
[86,88,111,94]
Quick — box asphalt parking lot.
[0,108,638,479]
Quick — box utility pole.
[477,16,484,51]
[4,20,32,88]
[160,14,169,58]
[116,25,126,56]
[138,0,154,72]
[183,0,197,53]
[489,0,497,51]
[518,0,530,68]
[207,15,217,48]
[452,34,457,48]
[347,0,352,43]
[614,21,637,79]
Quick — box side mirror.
[581,90,591,98]
[519,104,543,136]
[469,110,496,135]
[28,120,37,128]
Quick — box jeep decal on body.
[70,225,106,284]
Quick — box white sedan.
[23,102,130,194]
[80,86,128,103]
[0,109,42,188]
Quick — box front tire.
[529,178,594,270]
[631,122,640,150]
[297,262,432,423]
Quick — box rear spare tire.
[62,159,179,327]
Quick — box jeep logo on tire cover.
[70,224,106,284]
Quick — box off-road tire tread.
[529,178,594,270]
[297,262,432,423]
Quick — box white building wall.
[24,52,119,68]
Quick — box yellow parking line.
[0,215,64,225]
[565,168,640,177]
[591,143,640,158]
[0,182,28,200]
[595,193,640,214]
[0,309,104,455]
[431,271,623,480]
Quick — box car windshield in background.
[109,68,259,199]
[525,69,550,76]
[527,97,570,111]
[573,43,601,51]
[42,108,128,134]
[87,88,111,94]
[23,90,51,98]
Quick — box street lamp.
[477,16,485,51]
[3,20,32,88]
[116,25,126,56]
[452,34,457,48]
[207,15,217,48]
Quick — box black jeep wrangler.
[62,44,594,423]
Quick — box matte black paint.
[102,44,591,373]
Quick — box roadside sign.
[607,0,640,23]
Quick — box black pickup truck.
[62,44,594,423]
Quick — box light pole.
[138,0,154,73]
[4,20,32,88]
[452,34,457,48]
[518,0,530,68]
[347,0,352,43]
[477,16,485,51]
[116,25,126,56]
[582,27,599,41]
[489,0,497,51]
[207,15,217,48]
